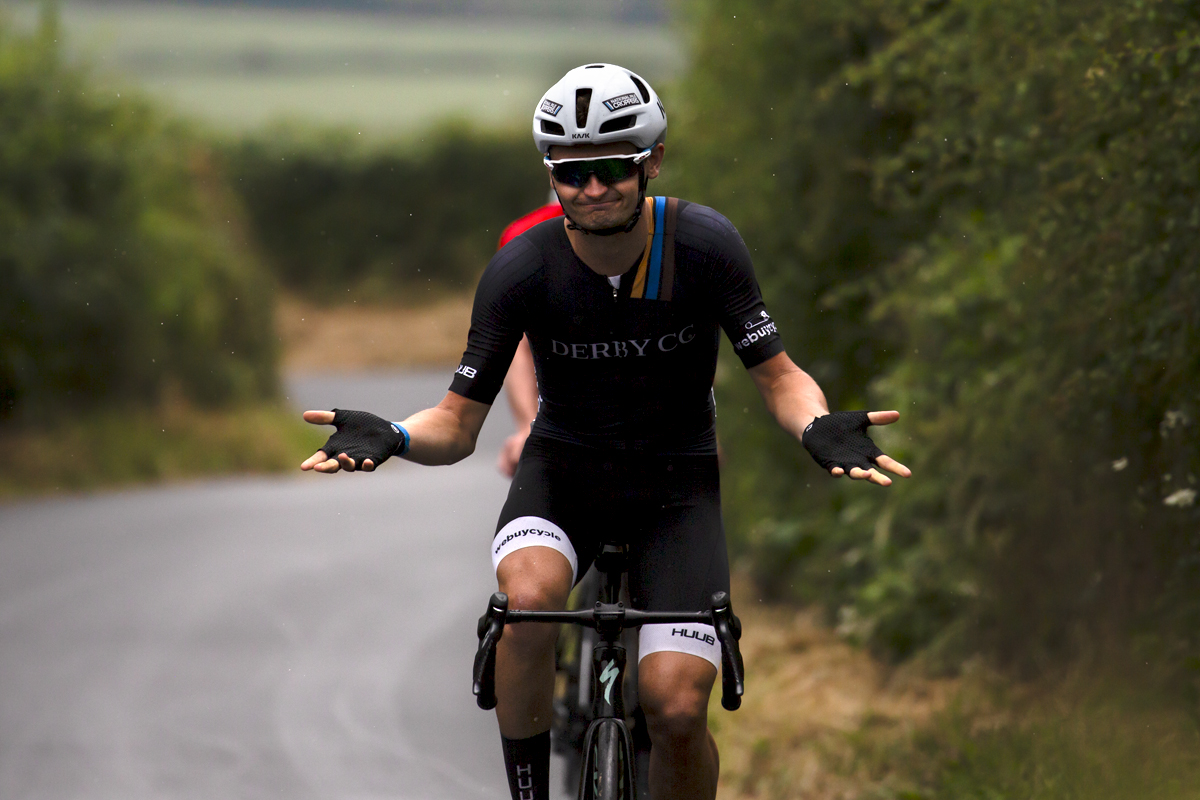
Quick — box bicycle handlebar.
[472,592,508,710]
[472,590,744,711]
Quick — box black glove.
[802,411,884,474]
[319,408,408,469]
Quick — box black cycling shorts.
[490,436,730,666]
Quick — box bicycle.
[472,543,745,800]
[552,564,652,799]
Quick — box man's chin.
[573,208,632,232]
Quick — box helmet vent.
[598,114,636,134]
[541,120,565,136]
[575,88,592,128]
[585,64,604,69]
[629,75,651,104]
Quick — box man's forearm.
[398,393,491,466]
[748,353,830,441]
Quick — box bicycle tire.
[583,719,629,800]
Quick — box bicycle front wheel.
[581,719,632,800]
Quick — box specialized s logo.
[539,98,563,117]
[602,92,641,112]
[733,310,778,352]
[455,364,477,379]
[599,660,620,705]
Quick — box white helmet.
[533,63,667,155]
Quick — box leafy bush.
[0,10,277,421]
[224,124,551,301]
[674,0,1200,678]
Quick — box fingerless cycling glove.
[802,411,883,474]
[320,408,409,468]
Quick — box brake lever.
[710,591,745,711]
[472,592,508,710]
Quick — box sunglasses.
[544,149,652,188]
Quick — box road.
[0,370,569,800]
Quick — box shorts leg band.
[638,623,720,670]
[491,516,578,582]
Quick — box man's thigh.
[491,437,606,587]
[626,456,729,669]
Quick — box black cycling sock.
[501,731,551,800]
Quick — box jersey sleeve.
[448,241,535,403]
[687,205,785,369]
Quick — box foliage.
[0,397,324,499]
[675,0,1200,679]
[0,10,277,421]
[223,124,551,301]
[867,674,1200,800]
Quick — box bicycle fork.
[579,640,635,800]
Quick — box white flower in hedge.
[1163,488,1197,508]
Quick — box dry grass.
[712,588,959,800]
[278,294,472,372]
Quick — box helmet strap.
[558,166,648,237]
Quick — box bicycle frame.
[473,545,744,800]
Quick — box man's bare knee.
[639,652,716,746]
[496,546,573,651]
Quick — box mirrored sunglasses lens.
[550,162,591,187]
[552,158,639,187]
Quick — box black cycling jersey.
[449,198,784,455]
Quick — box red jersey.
[498,203,564,249]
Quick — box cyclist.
[496,196,564,478]
[301,63,910,800]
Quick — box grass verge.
[0,400,324,500]
[712,588,1200,800]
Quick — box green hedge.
[0,11,277,421]
[674,0,1200,678]
[223,125,551,301]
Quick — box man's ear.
[644,143,666,180]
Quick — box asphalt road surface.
[0,370,571,800]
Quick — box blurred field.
[278,294,472,372]
[7,1,684,133]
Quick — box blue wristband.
[393,422,411,456]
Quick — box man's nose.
[581,173,610,197]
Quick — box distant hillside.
[72,0,669,23]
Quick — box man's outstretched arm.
[747,351,911,487]
[301,391,491,473]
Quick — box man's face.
[547,142,665,233]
